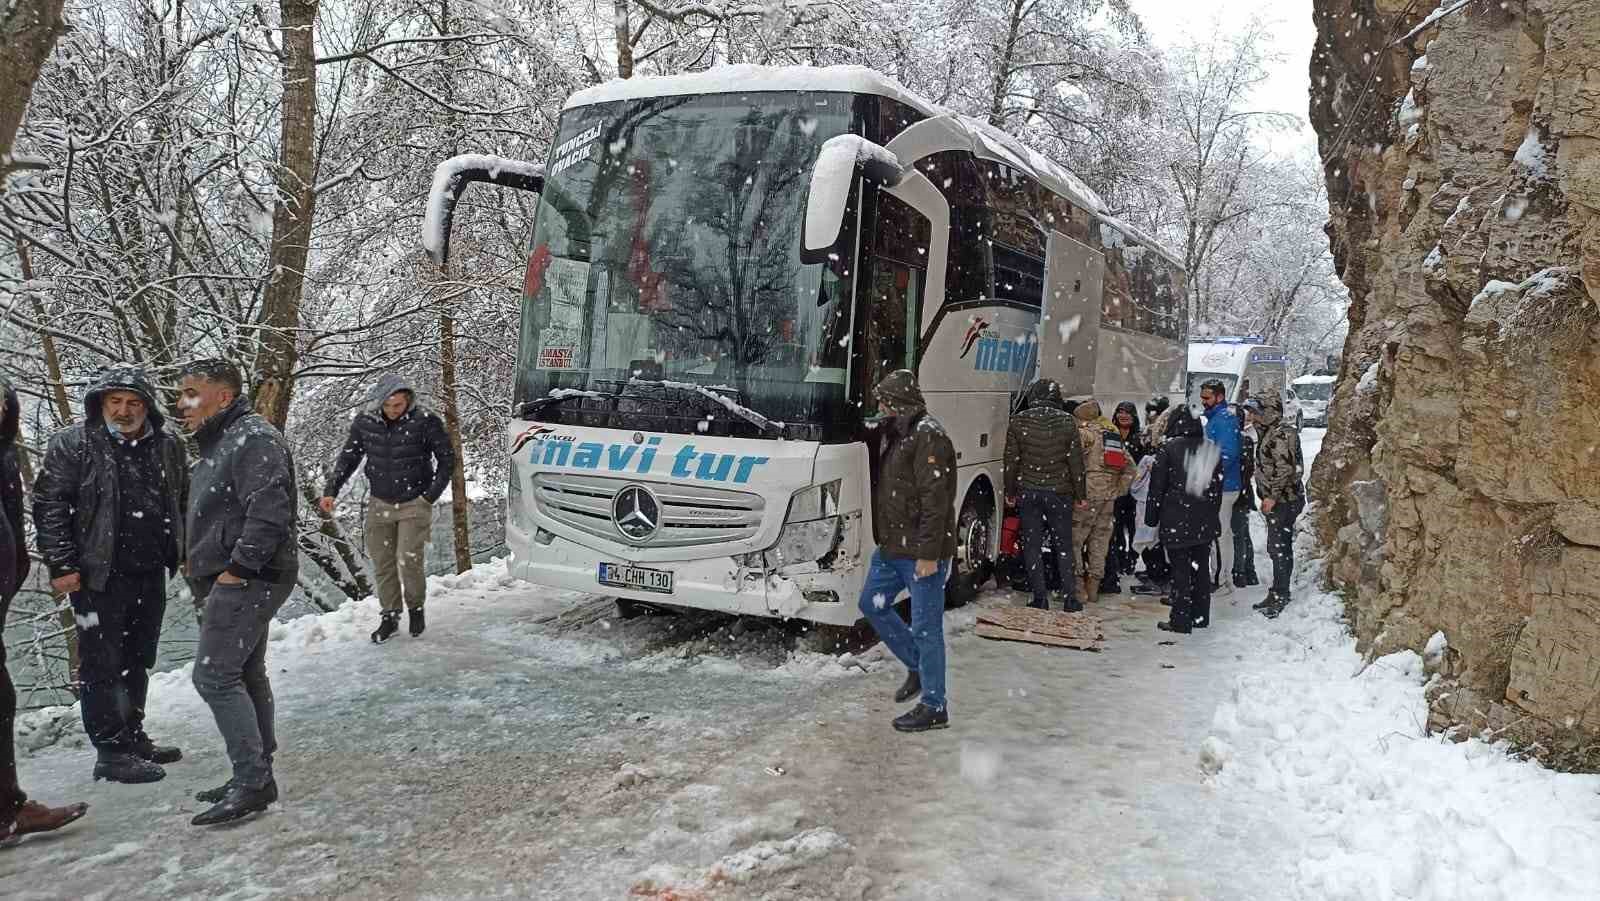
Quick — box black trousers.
[1266,496,1304,594]
[1019,489,1076,604]
[1,593,19,816]
[72,571,167,750]
[1166,544,1211,627]
[1142,543,1171,583]
[1111,496,1137,572]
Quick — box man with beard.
[34,367,188,784]
[858,370,957,733]
[2,376,89,844]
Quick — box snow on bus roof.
[565,64,1184,267]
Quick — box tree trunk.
[986,0,1026,128]
[440,308,472,574]
[253,0,320,430]
[0,0,67,167]
[614,0,633,79]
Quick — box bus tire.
[947,497,995,609]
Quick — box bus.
[1186,338,1302,428]
[423,65,1189,626]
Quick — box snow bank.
[630,827,849,896]
[1205,555,1600,900]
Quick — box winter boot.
[408,607,425,638]
[1251,593,1278,611]
[1084,578,1100,608]
[132,731,183,765]
[892,703,950,733]
[1053,590,1083,613]
[1232,573,1249,589]
[371,611,400,644]
[1259,595,1291,619]
[93,751,165,784]
[894,671,922,703]
[196,779,277,806]
[1099,571,1122,596]
[1245,571,1260,587]
[1157,619,1192,635]
[191,779,277,827]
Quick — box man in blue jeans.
[858,370,958,733]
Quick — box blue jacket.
[1204,403,1244,492]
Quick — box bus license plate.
[598,562,674,595]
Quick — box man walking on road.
[1199,380,1243,596]
[320,374,455,643]
[858,370,957,734]
[179,360,298,826]
[1003,379,1086,612]
[34,367,188,785]
[1246,395,1305,618]
[2,376,88,844]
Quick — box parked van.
[1186,338,1301,429]
[1292,373,1336,427]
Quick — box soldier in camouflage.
[1246,393,1305,617]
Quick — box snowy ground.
[5,427,1599,899]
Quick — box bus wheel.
[947,498,994,609]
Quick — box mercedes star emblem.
[612,485,661,542]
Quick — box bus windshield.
[515,92,860,440]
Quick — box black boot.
[1055,591,1083,613]
[894,671,922,703]
[1260,594,1291,619]
[371,611,400,643]
[132,731,183,765]
[93,750,165,784]
[408,608,425,638]
[196,779,277,805]
[192,779,278,826]
[1245,572,1260,587]
[1232,573,1248,588]
[1157,619,1192,635]
[892,703,949,733]
[1252,593,1278,611]
[1099,574,1122,596]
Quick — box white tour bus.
[423,65,1188,626]
[1291,374,1335,427]
[1186,338,1301,430]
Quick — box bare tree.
[0,0,67,173]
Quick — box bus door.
[1038,230,1104,398]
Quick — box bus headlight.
[772,480,843,565]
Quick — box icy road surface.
[6,429,1599,899]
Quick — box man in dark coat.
[33,366,187,784]
[320,373,455,643]
[1144,406,1222,634]
[179,359,298,826]
[1,376,89,845]
[858,370,957,734]
[1132,396,1173,592]
[1231,403,1261,588]
[1003,378,1086,611]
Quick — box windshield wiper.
[515,389,607,420]
[626,379,786,437]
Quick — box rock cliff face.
[1309,0,1600,769]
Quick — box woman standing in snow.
[1144,406,1223,634]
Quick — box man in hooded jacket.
[1144,405,1222,633]
[859,370,957,734]
[1003,379,1086,611]
[320,373,455,643]
[1071,399,1135,606]
[1247,393,1305,617]
[1,376,89,845]
[34,366,188,784]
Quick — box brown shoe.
[5,800,89,842]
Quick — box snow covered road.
[5,425,1598,899]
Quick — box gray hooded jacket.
[186,395,298,582]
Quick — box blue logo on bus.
[528,435,769,485]
[972,333,1038,374]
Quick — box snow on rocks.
[1204,559,1600,900]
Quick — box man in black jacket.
[2,376,88,844]
[1144,406,1223,634]
[179,359,298,827]
[320,373,455,643]
[33,367,187,784]
[1003,379,1087,611]
[858,371,957,734]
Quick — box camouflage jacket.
[1253,395,1304,505]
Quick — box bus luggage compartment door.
[1038,231,1105,397]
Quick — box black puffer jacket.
[873,370,957,561]
[325,373,455,504]
[187,395,298,582]
[1,376,28,603]
[33,367,188,592]
[1144,406,1222,550]
[1003,379,1086,499]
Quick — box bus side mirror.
[803,135,904,258]
[423,154,546,267]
